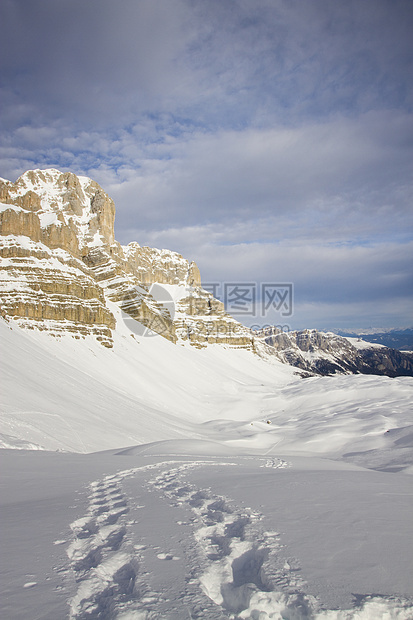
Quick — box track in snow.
[65,459,413,619]
[67,470,139,619]
[147,461,316,619]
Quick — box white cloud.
[108,110,412,243]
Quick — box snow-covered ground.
[1,313,413,619]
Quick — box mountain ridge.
[1,168,412,377]
[0,168,252,349]
[255,327,413,377]
[334,328,413,352]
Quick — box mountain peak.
[0,169,252,349]
[1,168,116,253]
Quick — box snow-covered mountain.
[1,168,412,379]
[1,169,413,619]
[0,169,252,349]
[335,328,413,352]
[256,327,413,377]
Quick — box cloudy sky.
[1,0,412,330]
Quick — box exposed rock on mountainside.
[0,169,253,348]
[0,234,115,345]
[0,169,115,256]
[1,168,410,375]
[255,327,413,377]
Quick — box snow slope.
[1,314,413,619]
[0,308,295,453]
[2,310,413,465]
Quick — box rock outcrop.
[0,232,115,346]
[0,169,116,257]
[255,327,413,377]
[0,169,253,349]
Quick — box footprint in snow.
[65,469,145,619]
[147,461,314,618]
[156,552,180,561]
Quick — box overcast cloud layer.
[1,0,412,330]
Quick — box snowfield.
[1,314,413,619]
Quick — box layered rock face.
[0,235,114,346]
[0,169,253,349]
[0,169,115,256]
[255,327,413,377]
[3,168,408,373]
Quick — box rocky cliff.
[1,168,410,376]
[255,327,413,377]
[0,169,253,349]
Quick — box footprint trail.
[147,461,317,619]
[65,460,413,619]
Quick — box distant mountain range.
[255,327,413,377]
[333,328,413,352]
